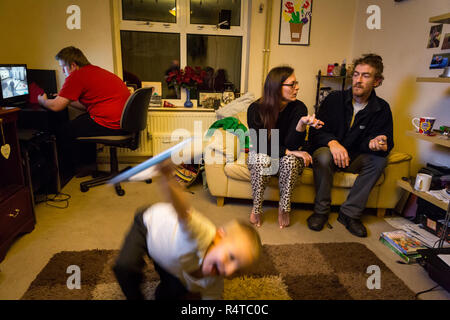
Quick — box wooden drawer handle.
[9,209,20,218]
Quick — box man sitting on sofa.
[306,53,394,237]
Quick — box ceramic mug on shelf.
[412,117,436,135]
[414,173,432,192]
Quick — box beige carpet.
[21,242,417,300]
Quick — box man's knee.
[313,147,333,169]
[362,154,388,173]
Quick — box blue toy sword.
[108,137,193,185]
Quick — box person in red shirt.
[38,46,130,177]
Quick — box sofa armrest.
[204,148,229,197]
[377,151,412,209]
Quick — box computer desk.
[17,103,73,189]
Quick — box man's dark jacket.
[308,88,394,159]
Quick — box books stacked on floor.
[379,230,428,264]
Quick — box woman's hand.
[296,114,325,132]
[286,150,313,166]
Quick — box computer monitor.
[0,64,29,106]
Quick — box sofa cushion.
[204,128,240,162]
[224,153,386,188]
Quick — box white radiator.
[98,110,216,158]
[148,111,217,133]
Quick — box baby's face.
[202,232,254,277]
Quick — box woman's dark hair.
[352,53,384,83]
[55,46,91,67]
[258,66,294,133]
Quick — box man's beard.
[352,85,366,97]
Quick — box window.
[118,0,249,100]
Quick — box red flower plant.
[166,66,206,89]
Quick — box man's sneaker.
[337,212,367,238]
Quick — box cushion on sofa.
[215,92,255,120]
[204,128,240,162]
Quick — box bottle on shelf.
[340,59,347,76]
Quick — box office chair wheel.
[145,179,152,184]
[80,185,89,192]
[115,184,125,196]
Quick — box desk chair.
[77,87,153,196]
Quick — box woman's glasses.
[282,81,299,88]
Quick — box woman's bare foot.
[250,210,261,227]
[278,208,290,229]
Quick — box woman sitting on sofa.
[247,66,323,229]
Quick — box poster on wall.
[279,0,313,46]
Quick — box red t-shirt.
[58,65,130,129]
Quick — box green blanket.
[205,117,249,152]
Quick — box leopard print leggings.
[247,152,304,216]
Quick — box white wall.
[248,0,358,112]
[352,0,450,172]
[0,0,115,90]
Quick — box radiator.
[98,110,216,158]
[148,111,217,133]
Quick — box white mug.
[414,173,432,192]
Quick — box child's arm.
[158,160,191,224]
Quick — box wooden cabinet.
[0,107,34,262]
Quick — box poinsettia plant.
[166,66,206,90]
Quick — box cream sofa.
[204,112,412,218]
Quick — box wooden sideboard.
[0,107,34,262]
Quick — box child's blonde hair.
[223,219,263,265]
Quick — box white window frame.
[115,0,250,102]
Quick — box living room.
[0,0,449,306]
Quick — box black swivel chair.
[77,87,153,196]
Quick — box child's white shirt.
[142,202,223,299]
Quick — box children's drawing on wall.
[279,0,312,46]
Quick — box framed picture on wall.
[279,0,313,46]
[198,92,222,109]
[142,81,162,96]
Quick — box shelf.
[317,75,352,79]
[148,107,215,112]
[397,179,448,211]
[416,77,450,83]
[406,130,450,148]
[429,12,450,24]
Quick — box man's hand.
[37,93,48,106]
[328,140,350,168]
[369,135,388,152]
[296,114,324,132]
[286,150,313,166]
